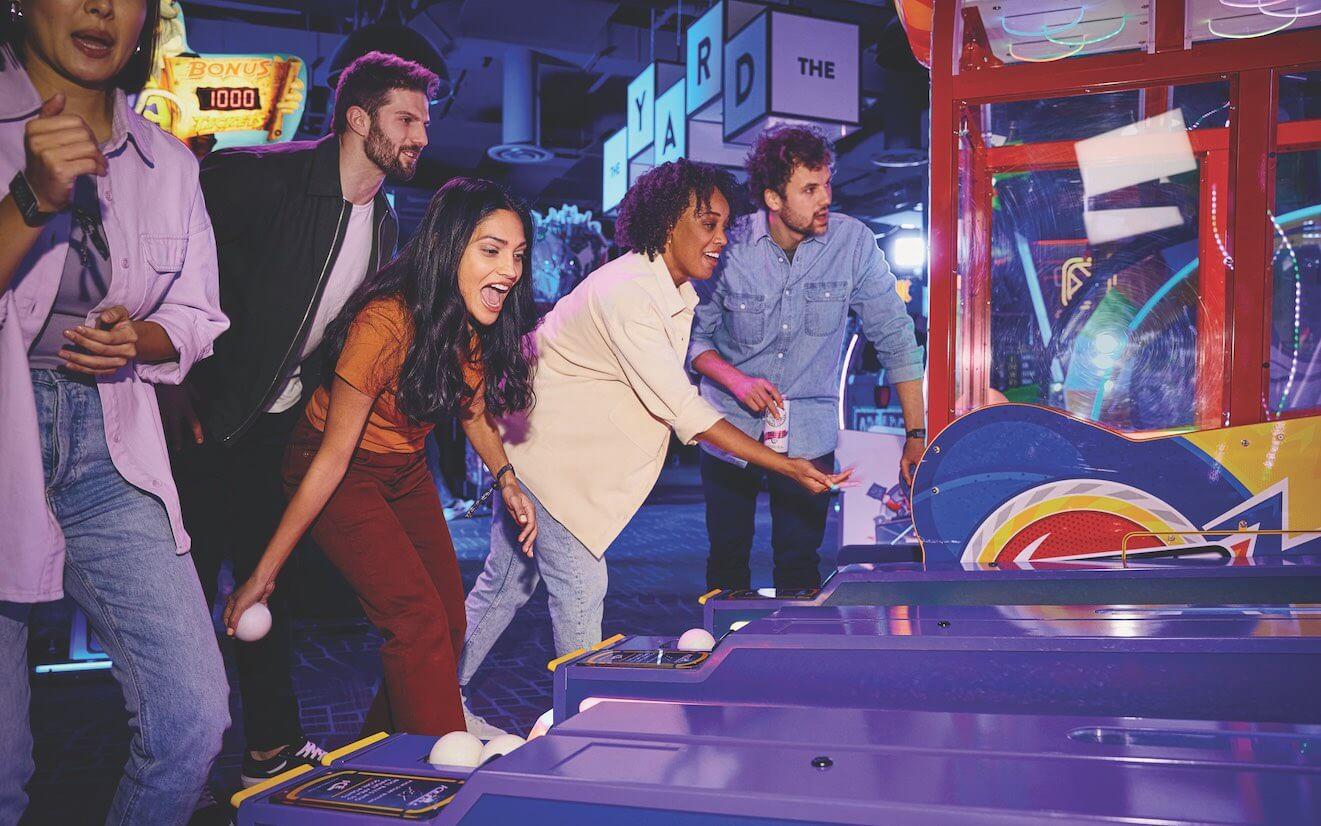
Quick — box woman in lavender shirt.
[0,2,229,823]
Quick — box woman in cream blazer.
[457,160,849,737]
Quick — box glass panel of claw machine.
[1270,68,1321,419]
[953,57,1234,433]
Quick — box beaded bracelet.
[462,464,515,519]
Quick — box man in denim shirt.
[689,126,925,590]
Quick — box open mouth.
[480,282,510,311]
[703,250,722,263]
[399,147,421,164]
[72,30,114,59]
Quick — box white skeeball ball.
[527,709,554,741]
[234,603,272,642]
[429,731,483,768]
[677,627,716,652]
[479,734,526,764]
[728,621,750,632]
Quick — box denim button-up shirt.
[689,210,923,461]
[1,53,226,602]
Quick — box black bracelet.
[462,464,516,520]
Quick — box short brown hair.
[331,51,439,135]
[745,125,835,206]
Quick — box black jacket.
[192,135,398,444]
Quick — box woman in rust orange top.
[224,178,539,737]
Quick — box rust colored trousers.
[284,418,466,737]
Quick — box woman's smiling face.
[457,209,527,326]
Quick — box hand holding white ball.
[234,603,272,642]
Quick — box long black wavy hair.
[321,177,538,422]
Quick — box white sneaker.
[463,699,509,740]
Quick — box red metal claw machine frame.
[897,0,1321,439]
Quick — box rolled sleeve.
[851,236,923,385]
[687,272,724,368]
[601,294,723,445]
[136,185,228,385]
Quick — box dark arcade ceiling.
[176,0,930,236]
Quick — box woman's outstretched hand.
[501,478,538,556]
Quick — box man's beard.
[780,201,825,237]
[365,120,419,181]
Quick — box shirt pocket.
[136,234,189,315]
[723,292,765,345]
[141,234,189,277]
[804,281,846,337]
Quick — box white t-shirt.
[266,200,376,413]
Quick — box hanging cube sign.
[627,61,684,159]
[684,1,764,168]
[602,127,629,214]
[654,82,686,165]
[686,3,723,122]
[723,10,860,144]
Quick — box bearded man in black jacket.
[159,51,437,788]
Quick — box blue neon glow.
[35,660,113,674]
[1014,233,1065,384]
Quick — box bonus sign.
[138,55,307,146]
[133,0,306,149]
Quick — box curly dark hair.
[322,177,537,422]
[745,125,835,207]
[614,159,747,258]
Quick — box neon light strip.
[35,660,113,674]
[1044,16,1129,47]
[839,332,860,430]
[1269,211,1302,412]
[1006,40,1085,63]
[1206,10,1299,38]
[1217,0,1291,8]
[1013,233,1064,385]
[1258,2,1321,19]
[1001,7,1086,38]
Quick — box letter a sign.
[654,82,685,164]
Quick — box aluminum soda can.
[761,399,789,453]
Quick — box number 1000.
[197,87,260,111]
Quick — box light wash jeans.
[459,487,608,686]
[0,372,229,826]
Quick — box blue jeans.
[0,372,229,826]
[459,487,607,686]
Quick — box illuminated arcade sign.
[603,3,860,208]
[724,10,860,144]
[602,127,628,213]
[133,2,306,149]
[654,81,685,165]
[139,55,307,146]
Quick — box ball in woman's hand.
[234,603,272,642]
